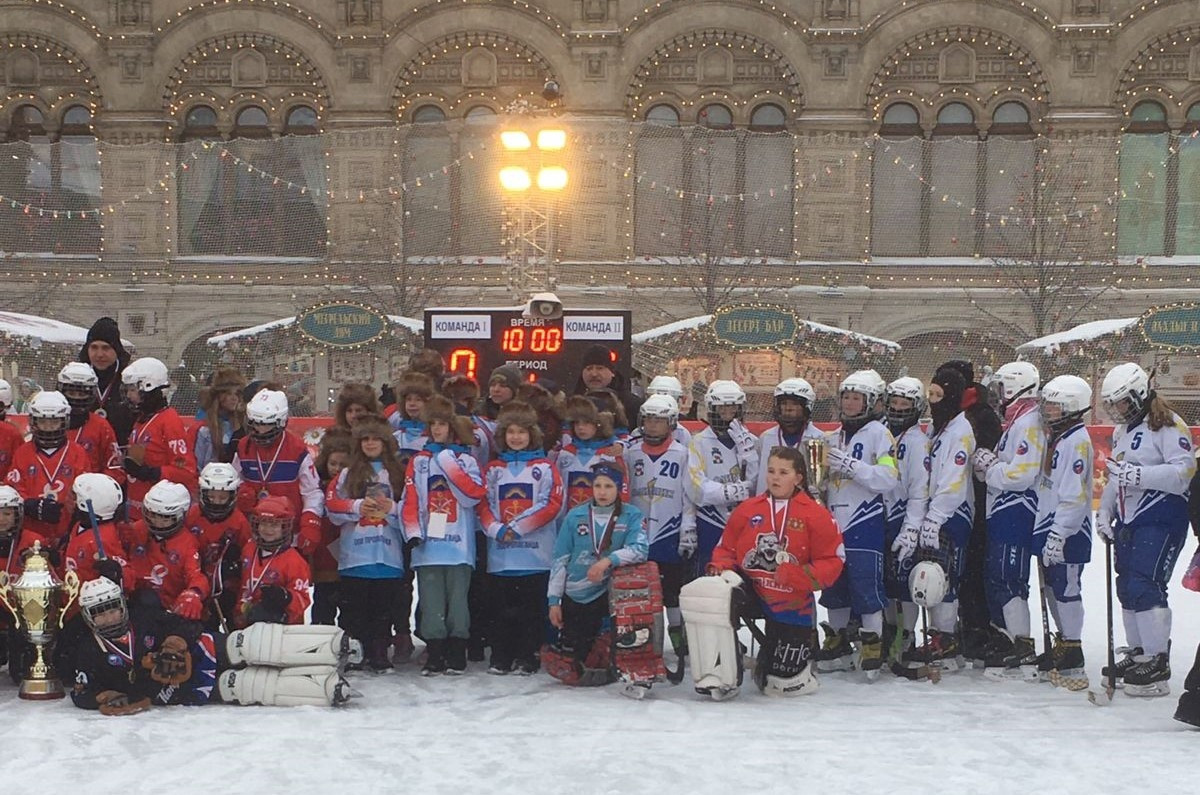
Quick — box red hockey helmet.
[250,496,295,551]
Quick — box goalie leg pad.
[218,665,347,707]
[226,623,351,668]
[610,562,666,685]
[679,574,743,694]
[758,621,819,697]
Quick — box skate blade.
[816,656,857,673]
[696,685,740,701]
[1123,681,1171,698]
[620,683,650,700]
[930,656,963,673]
[1048,669,1090,691]
[1088,686,1115,706]
[863,667,881,682]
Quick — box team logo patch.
[1181,437,1192,451]
[576,523,589,536]
[924,456,932,472]
[531,467,542,481]
[749,515,764,528]
[107,653,123,666]
[954,451,967,466]
[1073,459,1085,474]
[1016,441,1029,455]
[167,550,181,565]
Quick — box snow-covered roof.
[632,314,901,350]
[0,311,131,347]
[208,314,422,346]
[1017,318,1140,354]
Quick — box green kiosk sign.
[297,303,388,348]
[1141,304,1200,351]
[712,305,798,348]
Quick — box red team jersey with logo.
[710,491,845,625]
[124,522,210,609]
[0,420,23,481]
[233,432,323,555]
[64,518,129,585]
[126,408,198,519]
[70,413,123,483]
[5,440,94,542]
[235,542,312,628]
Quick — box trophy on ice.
[0,541,81,699]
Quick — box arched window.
[644,104,680,126]
[933,102,976,136]
[412,105,446,124]
[9,105,45,140]
[698,103,733,129]
[233,105,271,139]
[1127,100,1168,133]
[62,106,92,130]
[465,106,497,124]
[879,103,921,137]
[1184,102,1200,134]
[1119,101,1173,255]
[749,103,786,132]
[183,106,219,140]
[284,105,318,135]
[990,101,1032,136]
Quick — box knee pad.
[679,572,743,693]
[219,665,348,707]
[226,623,355,668]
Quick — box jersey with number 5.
[1102,413,1196,526]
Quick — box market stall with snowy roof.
[1017,304,1200,424]
[631,305,901,422]
[0,311,135,409]
[207,303,422,414]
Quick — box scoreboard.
[423,306,633,389]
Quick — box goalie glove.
[96,690,152,717]
[246,584,291,624]
[143,635,193,686]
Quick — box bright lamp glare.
[536,129,567,151]
[500,130,531,151]
[537,166,568,191]
[499,166,532,191]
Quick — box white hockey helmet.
[73,473,124,521]
[121,357,171,393]
[909,560,948,608]
[1100,362,1150,424]
[0,484,23,537]
[639,393,679,444]
[993,361,1040,404]
[198,462,241,520]
[58,362,99,413]
[704,380,746,433]
[1039,374,1092,434]
[647,375,684,399]
[28,390,72,449]
[0,378,11,412]
[886,376,926,429]
[79,576,128,639]
[839,369,887,422]
[246,389,289,444]
[774,377,816,405]
[142,480,191,540]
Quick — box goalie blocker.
[679,571,818,700]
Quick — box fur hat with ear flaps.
[495,400,544,453]
[395,372,435,403]
[421,395,475,446]
[564,395,614,439]
[352,415,398,450]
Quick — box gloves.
[96,690,152,717]
[719,569,744,588]
[721,481,751,504]
[219,543,242,582]
[122,457,160,482]
[677,526,698,559]
[144,635,192,686]
[95,558,123,586]
[919,518,942,550]
[827,448,858,478]
[23,497,62,524]
[297,512,321,555]
[891,526,919,563]
[1042,531,1066,567]
[246,584,290,624]
[1106,459,1143,488]
[972,448,998,478]
[776,561,820,593]
[1096,507,1114,543]
[171,589,204,621]
[498,524,520,543]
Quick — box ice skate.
[1046,638,1089,691]
[1123,653,1171,697]
[1098,646,1143,688]
[815,623,856,673]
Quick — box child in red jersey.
[186,462,252,628]
[313,429,353,626]
[6,391,92,544]
[63,473,128,586]
[124,481,209,621]
[58,363,122,481]
[235,496,312,628]
[0,380,25,480]
[120,358,197,522]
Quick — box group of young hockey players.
[1,318,1199,723]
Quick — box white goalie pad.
[226,623,353,668]
[218,665,347,707]
[764,666,819,697]
[679,572,742,694]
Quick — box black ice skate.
[858,631,883,681]
[981,632,1015,681]
[1047,638,1088,691]
[909,629,961,673]
[1099,645,1143,688]
[1123,652,1171,697]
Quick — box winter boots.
[422,639,447,676]
[392,633,415,664]
[445,638,468,675]
[367,638,393,672]
[1173,644,1200,727]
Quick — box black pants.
[958,482,990,649]
[468,531,492,648]
[489,572,549,667]
[561,595,610,662]
[658,561,687,609]
[340,576,402,644]
[312,581,342,626]
[390,545,415,638]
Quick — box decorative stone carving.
[584,52,607,81]
[1073,0,1100,16]
[351,56,370,82]
[698,48,733,86]
[939,44,975,84]
[824,49,847,78]
[7,51,39,86]
[1072,46,1097,77]
[231,50,267,88]
[582,0,609,23]
[462,48,497,88]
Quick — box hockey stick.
[84,499,108,561]
[1036,561,1054,671]
[665,557,699,684]
[1089,541,1117,706]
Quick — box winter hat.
[334,382,381,423]
[80,317,129,366]
[352,415,398,449]
[442,374,480,408]
[930,368,966,431]
[581,344,615,371]
[564,394,614,439]
[495,400,544,452]
[422,395,474,446]
[590,459,625,494]
[936,360,975,387]
[407,348,445,383]
[489,365,523,394]
[208,367,247,394]
[585,388,629,431]
[395,372,435,402]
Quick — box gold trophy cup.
[0,541,81,700]
[804,437,829,495]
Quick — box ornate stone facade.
[0,0,1196,365]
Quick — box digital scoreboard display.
[424,307,633,389]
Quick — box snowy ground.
[2,555,1198,795]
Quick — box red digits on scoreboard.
[448,348,477,381]
[502,325,562,354]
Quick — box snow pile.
[1018,318,1141,354]
[633,314,901,350]
[0,311,130,348]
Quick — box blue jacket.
[548,501,648,606]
